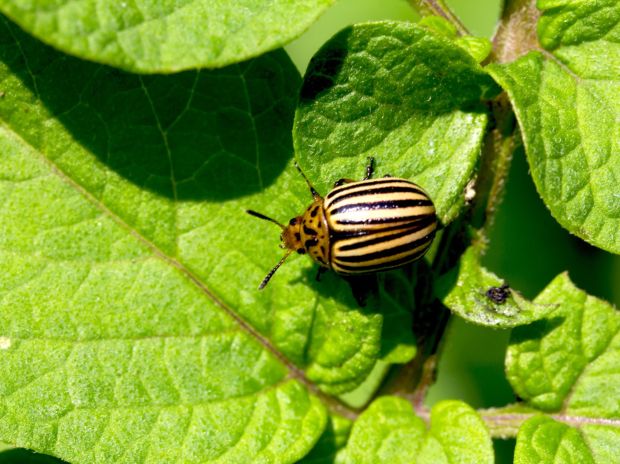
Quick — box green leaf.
[508,274,620,461]
[418,16,458,38]
[515,415,620,464]
[0,16,407,462]
[435,245,553,327]
[294,21,500,226]
[0,2,335,72]
[341,397,493,464]
[0,131,327,459]
[454,36,492,63]
[507,273,620,413]
[486,0,620,254]
[418,16,491,63]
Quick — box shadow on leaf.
[509,316,565,344]
[0,449,66,464]
[0,16,300,201]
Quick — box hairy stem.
[381,0,545,428]
[479,406,620,438]
[470,93,517,237]
[491,0,541,63]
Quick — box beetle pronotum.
[247,158,437,289]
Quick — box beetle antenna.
[259,249,294,290]
[246,209,286,230]
[294,162,321,199]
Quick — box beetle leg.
[333,178,355,188]
[363,157,375,180]
[315,266,328,282]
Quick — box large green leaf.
[294,21,500,225]
[0,126,326,462]
[0,15,409,462]
[0,0,335,73]
[340,397,493,464]
[487,0,620,254]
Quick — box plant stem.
[383,0,544,425]
[470,93,517,237]
[409,0,470,36]
[479,406,620,438]
[491,0,541,63]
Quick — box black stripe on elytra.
[330,216,434,239]
[326,185,425,207]
[334,233,435,263]
[330,199,433,216]
[327,178,412,195]
[337,226,424,252]
[334,248,429,273]
[335,213,435,225]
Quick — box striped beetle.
[247,158,437,289]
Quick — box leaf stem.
[409,0,470,36]
[479,406,620,438]
[470,93,517,235]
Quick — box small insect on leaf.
[247,158,437,289]
[485,283,511,305]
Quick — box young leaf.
[486,0,620,254]
[515,415,620,464]
[507,273,620,463]
[418,16,491,63]
[341,397,493,464]
[435,245,554,327]
[0,2,335,72]
[294,21,500,226]
[507,273,620,413]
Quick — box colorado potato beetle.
[247,158,437,289]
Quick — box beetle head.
[281,216,304,253]
[246,209,303,289]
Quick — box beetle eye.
[289,218,297,225]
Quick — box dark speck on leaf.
[485,283,510,304]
